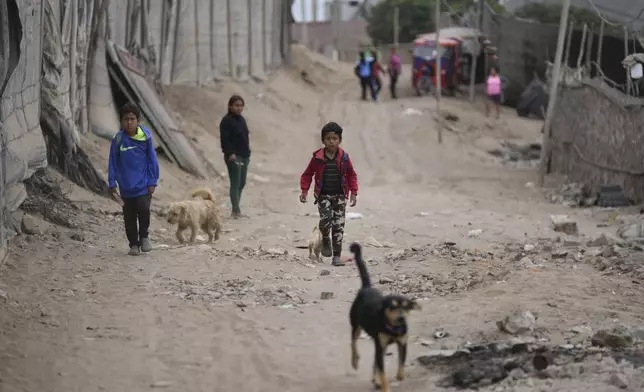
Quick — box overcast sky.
[292,0,328,22]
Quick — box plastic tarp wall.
[0,0,291,257]
[106,0,288,85]
[1,0,46,259]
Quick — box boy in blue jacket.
[108,103,160,256]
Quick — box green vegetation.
[514,3,609,27]
[364,0,505,45]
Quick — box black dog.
[349,243,420,392]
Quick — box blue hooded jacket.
[355,56,374,78]
[108,125,160,198]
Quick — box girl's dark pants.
[389,72,399,99]
[226,156,249,214]
[373,76,382,95]
[122,195,151,248]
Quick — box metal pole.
[301,0,308,47]
[435,0,442,143]
[313,0,318,22]
[538,0,571,186]
[393,6,399,46]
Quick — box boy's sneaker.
[128,246,140,256]
[332,256,345,266]
[321,238,332,257]
[140,238,152,253]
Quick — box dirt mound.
[290,44,353,90]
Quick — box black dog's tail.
[350,242,371,288]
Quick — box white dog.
[308,225,323,263]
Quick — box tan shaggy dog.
[308,225,323,263]
[166,188,221,244]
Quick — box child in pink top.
[485,67,501,119]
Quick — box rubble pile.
[382,242,493,265]
[159,277,309,307]
[487,140,541,168]
[546,182,596,207]
[417,320,644,390]
[375,270,488,299]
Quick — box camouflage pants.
[317,194,347,256]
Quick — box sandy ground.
[1,46,644,392]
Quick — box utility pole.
[301,0,308,48]
[313,0,318,22]
[435,0,442,143]
[468,0,483,102]
[331,0,340,61]
[393,6,399,46]
[538,0,571,186]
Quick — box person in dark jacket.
[355,51,376,101]
[108,102,160,256]
[220,95,251,219]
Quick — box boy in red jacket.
[300,122,358,266]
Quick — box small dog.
[308,225,323,262]
[349,243,420,392]
[166,188,221,244]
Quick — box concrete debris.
[497,310,536,335]
[487,140,541,168]
[21,214,42,235]
[419,340,644,390]
[609,373,629,389]
[591,328,634,349]
[618,220,644,242]
[587,234,612,247]
[550,215,579,235]
[403,108,423,116]
[547,182,596,207]
[434,328,450,339]
[320,291,334,300]
[468,229,483,238]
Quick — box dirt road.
[1,47,644,392]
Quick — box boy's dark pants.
[317,194,347,256]
[226,156,249,214]
[360,77,376,100]
[122,194,151,248]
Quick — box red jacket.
[300,147,358,198]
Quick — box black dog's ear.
[407,300,421,311]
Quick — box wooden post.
[624,26,630,95]
[435,0,442,144]
[563,20,574,67]
[576,23,586,68]
[226,0,233,77]
[301,0,308,47]
[469,0,483,102]
[393,6,399,46]
[538,0,571,186]
[596,19,604,71]
[585,24,593,72]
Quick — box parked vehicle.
[411,27,486,96]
